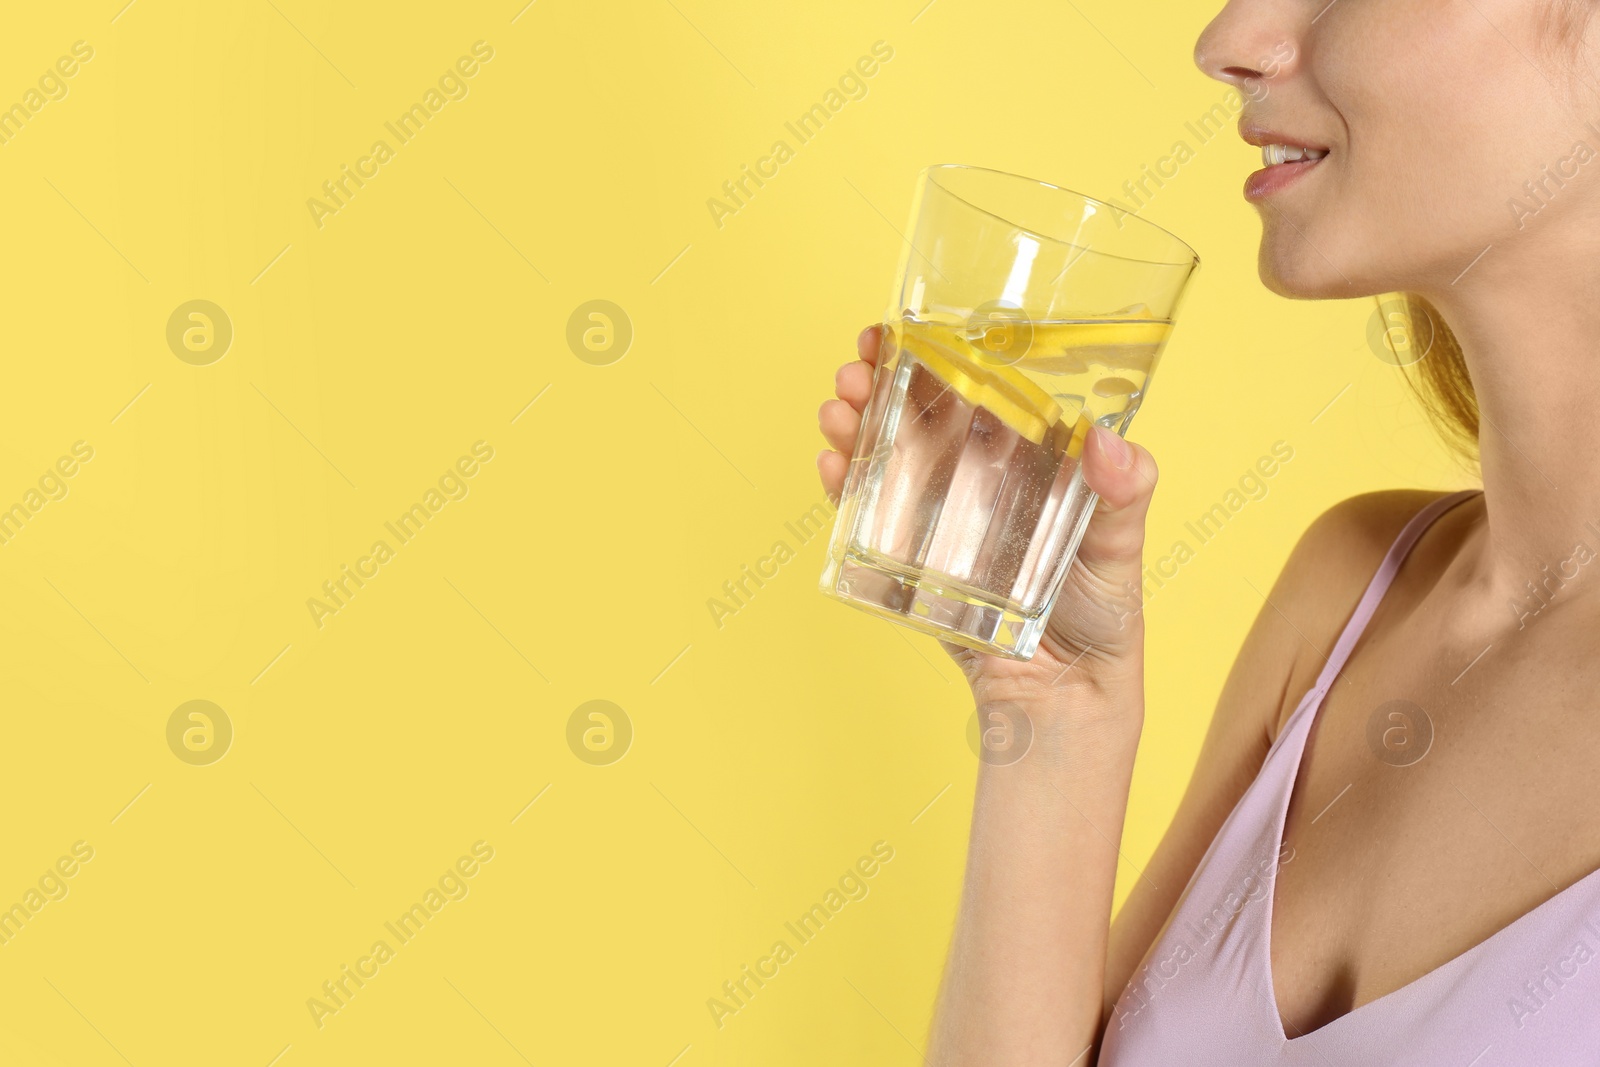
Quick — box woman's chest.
[1268,636,1600,1035]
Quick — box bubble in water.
[1093,376,1139,397]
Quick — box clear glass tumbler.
[820,165,1199,660]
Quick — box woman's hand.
[818,323,1159,715]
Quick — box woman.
[816,1,1600,1063]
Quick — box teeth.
[1262,144,1329,165]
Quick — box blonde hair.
[1394,292,1479,466]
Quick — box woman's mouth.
[1245,144,1329,201]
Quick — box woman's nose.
[1194,1,1298,90]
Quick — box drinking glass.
[819,164,1199,660]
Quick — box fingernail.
[1096,424,1132,469]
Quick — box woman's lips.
[1244,156,1325,201]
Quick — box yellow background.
[0,1,1467,1064]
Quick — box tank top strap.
[1307,488,1483,696]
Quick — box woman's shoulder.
[1287,487,1462,577]
[1293,488,1457,562]
[1261,488,1462,735]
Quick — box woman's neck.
[1424,238,1600,613]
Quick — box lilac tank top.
[1098,487,1600,1066]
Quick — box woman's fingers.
[818,398,861,454]
[818,324,888,502]
[857,323,885,366]
[817,450,849,503]
[835,359,873,411]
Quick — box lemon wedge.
[895,322,1060,445]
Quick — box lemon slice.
[1063,410,1092,458]
[896,323,1060,445]
[1022,320,1169,375]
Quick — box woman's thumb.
[1074,423,1158,575]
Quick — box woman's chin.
[1257,244,1368,300]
